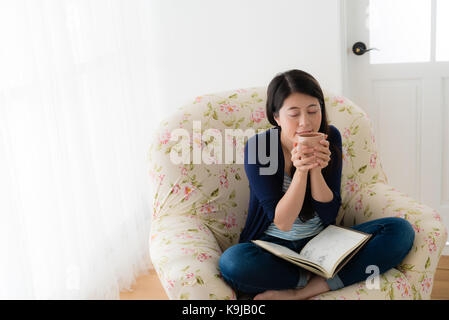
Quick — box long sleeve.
[310,126,343,225]
[243,134,283,223]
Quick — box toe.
[253,291,270,300]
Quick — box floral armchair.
[148,87,447,300]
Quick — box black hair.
[266,69,342,221]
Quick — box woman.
[218,69,415,300]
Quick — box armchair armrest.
[149,215,236,300]
[339,182,448,299]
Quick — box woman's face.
[274,92,322,153]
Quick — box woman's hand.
[292,134,331,173]
[291,142,320,173]
[310,134,331,171]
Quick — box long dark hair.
[266,69,342,221]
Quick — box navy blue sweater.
[239,125,343,243]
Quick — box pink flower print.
[342,144,349,163]
[197,252,212,262]
[220,176,229,188]
[250,107,266,123]
[370,153,377,168]
[159,130,171,145]
[354,283,364,300]
[355,196,363,212]
[425,237,437,252]
[371,134,376,145]
[411,222,423,234]
[152,201,160,218]
[432,211,441,221]
[195,96,203,103]
[394,278,403,291]
[157,174,165,186]
[185,273,195,279]
[343,128,351,139]
[198,224,212,235]
[236,89,247,93]
[421,275,432,293]
[166,279,175,290]
[176,232,193,240]
[179,166,188,176]
[335,97,344,104]
[225,134,237,148]
[220,174,229,189]
[183,183,196,201]
[200,202,215,215]
[219,103,239,115]
[171,183,180,194]
[224,213,237,229]
[181,247,195,255]
[345,178,360,195]
[395,277,411,298]
[402,281,410,297]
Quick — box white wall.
[144,0,343,121]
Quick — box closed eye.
[289,112,317,117]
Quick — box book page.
[298,225,368,274]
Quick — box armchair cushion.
[150,215,236,299]
[333,181,447,299]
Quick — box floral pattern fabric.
[148,87,448,300]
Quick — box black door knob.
[352,42,379,55]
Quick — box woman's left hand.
[311,134,331,171]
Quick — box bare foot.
[253,288,302,300]
[253,271,312,300]
[295,275,330,300]
[253,274,330,300]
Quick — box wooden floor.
[120,256,449,300]
[432,255,449,299]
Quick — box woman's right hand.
[291,142,319,173]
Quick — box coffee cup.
[296,132,325,157]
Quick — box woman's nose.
[298,113,310,123]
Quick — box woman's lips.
[296,131,312,135]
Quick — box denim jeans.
[219,217,415,297]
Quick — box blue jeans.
[219,217,415,297]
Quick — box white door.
[343,0,449,253]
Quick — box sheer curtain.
[0,0,158,299]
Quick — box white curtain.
[0,0,158,299]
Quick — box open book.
[252,224,372,279]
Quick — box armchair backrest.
[148,87,388,251]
